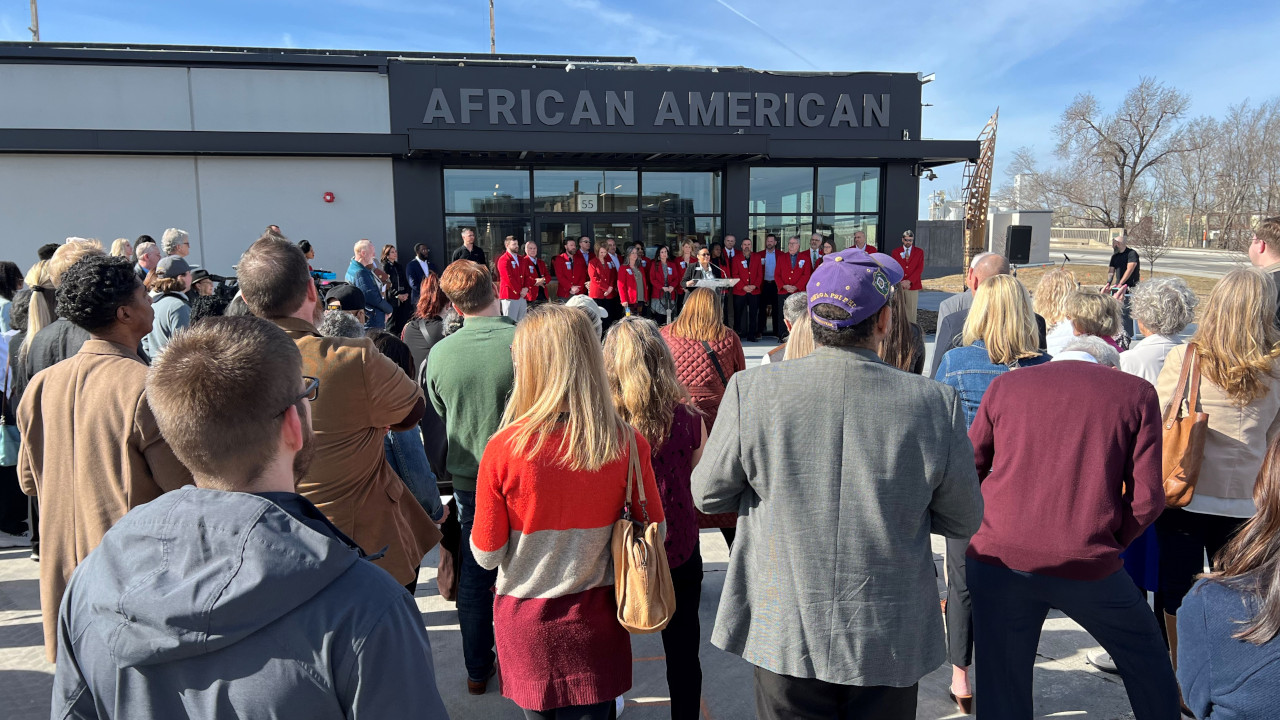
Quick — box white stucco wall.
[0,154,396,277]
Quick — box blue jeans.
[968,557,1177,720]
[455,489,498,682]
[384,429,444,522]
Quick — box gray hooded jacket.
[51,486,449,719]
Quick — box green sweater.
[425,315,517,492]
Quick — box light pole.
[30,0,40,41]
[489,0,496,54]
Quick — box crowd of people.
[2,217,1280,720]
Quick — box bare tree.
[1054,77,1192,230]
[1127,216,1170,275]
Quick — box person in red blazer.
[588,244,621,332]
[554,237,588,299]
[496,235,530,321]
[890,229,925,324]
[774,236,812,341]
[648,245,681,322]
[729,241,764,340]
[522,240,550,305]
[617,245,648,316]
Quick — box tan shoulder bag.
[612,431,676,633]
[1162,343,1209,508]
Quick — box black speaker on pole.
[1006,225,1032,264]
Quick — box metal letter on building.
[536,89,565,125]
[604,90,634,126]
[863,93,890,127]
[654,91,685,126]
[459,88,484,123]
[728,92,751,127]
[798,93,825,128]
[755,92,781,127]
[570,90,602,126]
[520,89,532,125]
[489,89,516,125]
[784,93,796,127]
[828,93,859,128]
[422,87,455,123]
[689,91,725,127]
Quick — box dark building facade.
[0,42,978,271]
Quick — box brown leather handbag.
[1162,343,1209,508]
[612,431,676,633]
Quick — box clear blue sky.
[3,0,1277,217]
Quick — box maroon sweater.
[966,361,1165,581]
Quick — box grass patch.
[923,264,1220,307]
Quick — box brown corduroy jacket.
[17,339,193,662]
[272,317,442,586]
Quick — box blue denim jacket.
[936,341,1051,427]
[345,259,393,330]
[384,428,445,522]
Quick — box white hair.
[135,241,160,261]
[783,291,809,324]
[317,309,365,339]
[353,238,374,256]
[1130,278,1197,336]
[161,228,189,255]
[1057,336,1120,368]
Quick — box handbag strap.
[702,341,728,385]
[1163,343,1198,428]
[621,430,649,523]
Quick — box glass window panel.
[643,216,720,254]
[443,169,530,215]
[815,215,880,251]
[641,171,720,214]
[817,168,880,214]
[446,216,532,265]
[534,168,638,213]
[748,215,812,252]
[749,167,813,217]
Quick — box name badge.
[742,260,748,268]
[511,260,518,267]
[799,259,806,268]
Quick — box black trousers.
[0,464,27,536]
[1156,507,1247,613]
[522,702,614,720]
[734,294,760,339]
[760,281,781,338]
[968,558,1178,720]
[754,666,916,720]
[598,297,623,335]
[944,536,972,667]
[661,549,703,720]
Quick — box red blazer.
[587,257,616,300]
[775,253,812,294]
[649,260,681,298]
[496,251,528,300]
[617,265,646,306]
[729,253,763,296]
[890,245,925,288]
[523,255,549,300]
[554,252,588,298]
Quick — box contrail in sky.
[713,0,820,70]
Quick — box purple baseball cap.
[806,249,904,329]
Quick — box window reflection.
[446,216,531,264]
[815,215,879,250]
[817,168,880,214]
[534,168,638,213]
[444,169,530,215]
[641,171,719,214]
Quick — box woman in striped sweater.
[472,303,665,720]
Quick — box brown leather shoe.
[467,666,497,695]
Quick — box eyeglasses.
[277,376,320,417]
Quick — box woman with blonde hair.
[471,304,664,720]
[1063,288,1124,353]
[934,273,1050,711]
[1036,268,1079,355]
[109,238,132,259]
[1156,268,1280,684]
[604,316,706,720]
[661,287,744,544]
[781,314,815,361]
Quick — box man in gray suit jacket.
[693,248,983,720]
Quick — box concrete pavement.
[1048,242,1247,279]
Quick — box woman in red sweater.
[472,304,665,720]
[617,244,647,317]
[660,287,745,546]
[588,245,620,334]
[648,244,681,323]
